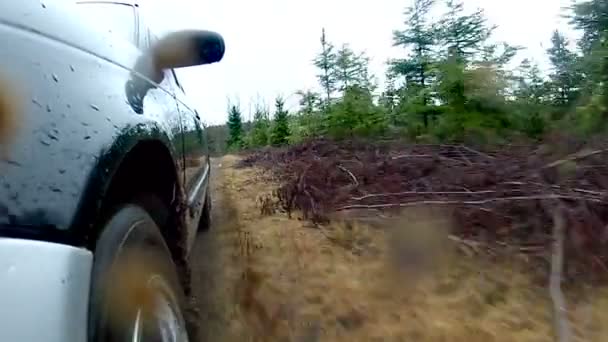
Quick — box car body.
[0,1,221,340]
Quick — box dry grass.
[193,155,608,342]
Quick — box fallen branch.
[338,194,603,211]
[459,144,496,159]
[338,165,358,186]
[548,205,572,342]
[458,148,473,165]
[543,148,608,169]
[351,190,497,201]
[502,181,606,197]
[391,154,433,160]
[448,234,483,254]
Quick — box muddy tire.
[88,201,191,342]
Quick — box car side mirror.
[152,30,225,70]
[135,30,225,84]
[126,30,225,114]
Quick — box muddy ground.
[189,156,608,342]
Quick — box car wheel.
[88,199,191,342]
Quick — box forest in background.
[205,0,608,155]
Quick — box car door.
[171,72,210,250]
[142,29,188,186]
[144,29,204,247]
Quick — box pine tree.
[292,90,324,140]
[509,59,549,138]
[296,90,321,115]
[226,103,244,149]
[570,0,608,108]
[390,0,438,127]
[354,52,376,91]
[248,101,270,147]
[327,85,385,139]
[570,0,608,54]
[271,96,290,146]
[438,0,495,63]
[390,0,437,92]
[332,45,375,93]
[547,30,582,107]
[334,44,360,92]
[313,29,338,107]
[435,0,495,113]
[515,59,548,105]
[380,71,398,122]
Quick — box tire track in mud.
[190,157,273,342]
[189,158,244,341]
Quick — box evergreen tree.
[248,101,270,147]
[333,45,376,93]
[511,59,549,138]
[567,1,608,133]
[570,1,608,105]
[570,0,608,54]
[390,0,437,113]
[226,103,244,149]
[438,0,495,63]
[514,59,548,105]
[292,90,324,141]
[547,30,582,108]
[334,44,360,92]
[327,86,385,139]
[434,0,495,112]
[472,42,521,101]
[354,52,376,91]
[379,71,398,123]
[313,28,338,107]
[271,96,290,146]
[296,90,321,115]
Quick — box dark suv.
[0,1,224,341]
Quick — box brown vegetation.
[239,138,608,283]
[193,155,608,341]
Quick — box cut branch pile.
[239,138,608,281]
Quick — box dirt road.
[188,156,608,342]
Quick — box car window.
[75,2,137,45]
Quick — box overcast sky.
[144,0,577,125]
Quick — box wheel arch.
[71,122,187,261]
